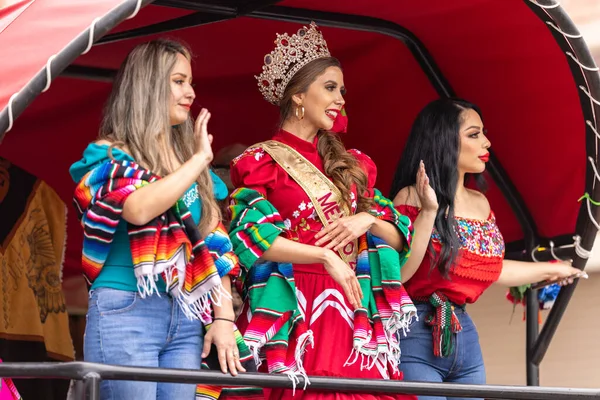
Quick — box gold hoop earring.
[295,104,305,120]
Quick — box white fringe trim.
[344,347,362,368]
[163,265,175,290]
[136,275,160,298]
[295,330,314,390]
[247,342,263,369]
[183,294,213,322]
[136,268,231,323]
[208,282,232,308]
[343,310,418,377]
[245,329,314,395]
[285,371,301,396]
[283,330,314,395]
[344,328,372,369]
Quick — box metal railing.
[1,362,599,400]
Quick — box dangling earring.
[295,104,305,120]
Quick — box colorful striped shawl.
[73,160,234,322]
[228,187,417,389]
[196,222,256,400]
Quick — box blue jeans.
[84,288,204,400]
[400,303,486,400]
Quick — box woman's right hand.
[201,319,246,376]
[416,160,438,212]
[547,262,588,286]
[322,249,363,310]
[194,108,214,162]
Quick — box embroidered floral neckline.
[432,212,505,258]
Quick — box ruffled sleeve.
[348,148,377,191]
[368,189,414,257]
[230,146,279,197]
[228,188,286,269]
[394,204,421,225]
[203,221,241,280]
[229,146,287,268]
[348,149,414,255]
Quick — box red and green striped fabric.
[73,160,236,322]
[227,187,417,390]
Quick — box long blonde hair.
[279,57,372,212]
[99,39,219,233]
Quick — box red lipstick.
[325,109,339,121]
[479,153,490,162]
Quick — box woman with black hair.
[390,98,585,399]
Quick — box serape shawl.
[196,222,260,400]
[229,187,417,387]
[73,160,237,321]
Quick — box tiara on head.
[256,22,331,106]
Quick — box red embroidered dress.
[395,205,504,358]
[396,205,504,305]
[230,130,416,400]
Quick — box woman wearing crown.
[225,23,418,400]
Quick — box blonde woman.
[70,39,243,400]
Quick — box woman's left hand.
[201,319,246,376]
[314,212,375,251]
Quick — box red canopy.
[0,0,595,280]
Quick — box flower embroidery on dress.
[291,201,313,219]
[254,151,265,161]
[298,218,312,231]
[431,213,505,258]
[231,147,266,165]
[286,217,320,242]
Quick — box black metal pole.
[96,12,233,45]
[83,372,101,400]
[0,0,156,139]
[526,289,540,386]
[0,362,599,400]
[531,280,581,365]
[522,0,600,367]
[62,65,116,82]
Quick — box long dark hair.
[389,98,486,278]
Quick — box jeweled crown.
[256,22,331,105]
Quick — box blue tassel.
[538,283,561,310]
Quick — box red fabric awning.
[0,0,588,278]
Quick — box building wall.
[469,275,600,388]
